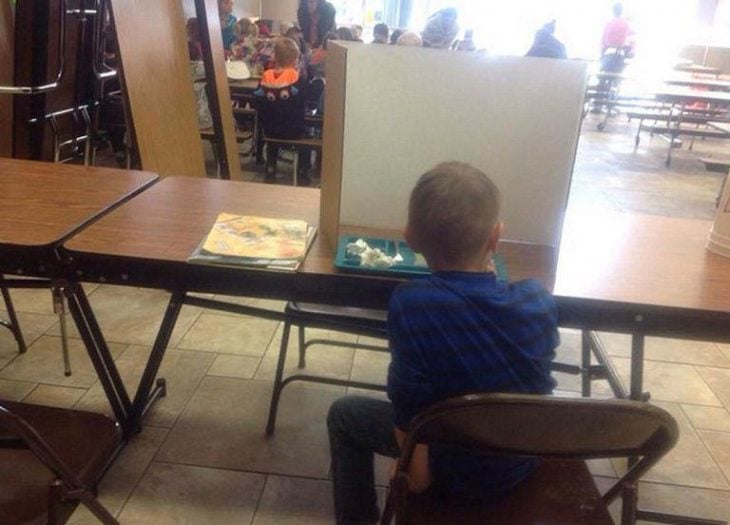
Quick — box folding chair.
[0,400,122,524]
[265,302,584,436]
[381,393,682,525]
[265,301,388,435]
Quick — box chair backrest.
[397,393,678,506]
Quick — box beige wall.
[183,0,260,20]
[261,0,298,23]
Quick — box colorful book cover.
[189,214,315,271]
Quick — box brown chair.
[0,400,122,524]
[381,393,680,525]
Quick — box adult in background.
[219,0,236,51]
[298,0,336,49]
[421,7,459,49]
[525,20,567,59]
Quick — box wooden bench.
[638,123,730,166]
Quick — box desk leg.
[630,333,649,402]
[129,290,185,431]
[0,285,27,353]
[64,283,133,435]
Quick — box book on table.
[188,213,317,271]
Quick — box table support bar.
[64,283,132,434]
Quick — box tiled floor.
[2,112,730,523]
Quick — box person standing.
[219,0,237,51]
[601,2,633,55]
[298,0,336,49]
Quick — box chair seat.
[0,401,122,524]
[286,301,387,336]
[404,460,613,525]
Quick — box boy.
[255,37,311,185]
[327,162,559,524]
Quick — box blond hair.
[274,37,300,68]
[234,18,259,39]
[408,162,501,266]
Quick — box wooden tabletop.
[58,175,730,336]
[664,78,730,92]
[0,158,158,248]
[654,89,730,106]
[64,177,556,303]
[554,210,730,314]
[228,77,261,93]
[674,64,722,76]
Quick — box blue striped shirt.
[387,271,559,496]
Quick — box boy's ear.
[488,221,503,251]
[404,223,419,251]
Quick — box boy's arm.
[387,291,434,494]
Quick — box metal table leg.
[64,282,133,437]
[0,285,27,353]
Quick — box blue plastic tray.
[334,236,508,281]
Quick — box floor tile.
[350,349,389,386]
[0,284,99,316]
[596,333,730,367]
[255,324,356,382]
[253,475,334,525]
[634,481,730,523]
[0,378,36,400]
[699,430,730,484]
[593,358,722,406]
[613,402,729,490]
[0,335,126,388]
[157,377,343,478]
[117,462,265,525]
[23,384,86,408]
[45,285,202,347]
[176,313,278,356]
[0,310,60,364]
[207,354,262,379]
[682,405,730,433]
[75,346,214,428]
[696,367,730,408]
[67,427,169,524]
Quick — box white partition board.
[336,43,587,247]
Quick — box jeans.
[327,396,400,525]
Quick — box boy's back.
[388,271,558,496]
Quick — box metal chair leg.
[52,287,72,377]
[266,321,292,436]
[298,325,307,369]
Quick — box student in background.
[372,23,389,44]
[218,0,236,51]
[421,7,459,49]
[351,24,364,42]
[389,28,404,45]
[186,18,213,130]
[298,0,337,49]
[335,26,357,41]
[255,37,312,185]
[397,31,423,47]
[454,29,476,51]
[525,20,567,59]
[327,162,559,524]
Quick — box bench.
[637,123,730,166]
